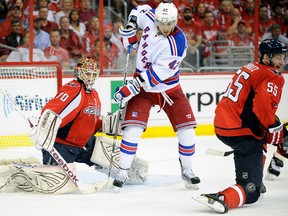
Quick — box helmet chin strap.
[260,54,273,66]
[77,79,92,93]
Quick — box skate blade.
[265,173,275,181]
[114,186,121,193]
[184,181,199,190]
[192,195,227,214]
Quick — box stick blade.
[205,148,234,157]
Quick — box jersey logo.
[132,111,138,117]
[69,83,78,87]
[83,106,101,116]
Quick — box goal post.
[0,62,62,164]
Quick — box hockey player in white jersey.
[113,2,200,190]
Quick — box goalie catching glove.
[119,26,138,50]
[265,117,284,145]
[114,77,144,103]
[102,110,124,136]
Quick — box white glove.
[102,110,124,136]
[114,77,143,103]
[119,27,138,50]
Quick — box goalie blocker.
[30,109,62,152]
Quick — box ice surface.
[1,136,287,216]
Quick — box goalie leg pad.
[0,164,77,194]
[128,157,149,184]
[30,109,62,152]
[91,136,149,184]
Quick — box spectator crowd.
[0,0,288,72]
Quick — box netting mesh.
[0,64,60,163]
[0,66,58,78]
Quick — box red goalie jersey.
[41,80,102,148]
[214,62,284,139]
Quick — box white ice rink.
[1,136,288,216]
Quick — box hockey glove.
[119,26,138,50]
[114,77,143,103]
[102,110,124,136]
[265,120,284,145]
[275,125,288,156]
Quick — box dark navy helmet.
[259,39,288,61]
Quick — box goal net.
[0,62,62,164]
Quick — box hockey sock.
[118,126,143,169]
[220,184,246,209]
[177,128,196,169]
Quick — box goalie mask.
[74,57,100,92]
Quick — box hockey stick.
[205,148,234,157]
[0,87,112,193]
[206,122,288,157]
[107,45,131,185]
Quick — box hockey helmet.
[155,2,178,24]
[259,39,288,61]
[74,57,99,92]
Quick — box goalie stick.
[0,87,112,193]
[206,122,288,157]
[107,45,131,186]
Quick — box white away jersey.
[131,5,188,92]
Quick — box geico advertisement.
[0,79,57,135]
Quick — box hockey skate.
[113,169,129,192]
[192,193,228,214]
[179,158,200,189]
[265,156,284,181]
[181,168,200,189]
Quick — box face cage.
[77,67,100,91]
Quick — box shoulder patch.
[69,83,78,87]
[146,10,156,23]
[67,81,80,87]
[270,69,282,75]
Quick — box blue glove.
[114,77,143,103]
[119,27,138,50]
